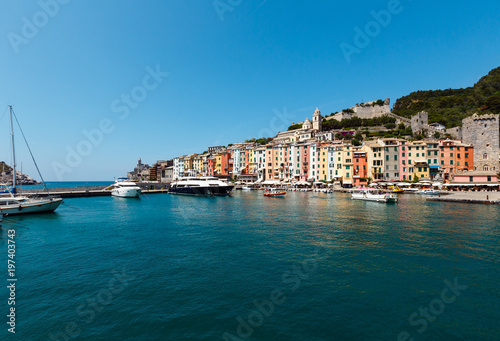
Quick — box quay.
[18,183,170,198]
[426,191,500,205]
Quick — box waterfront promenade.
[427,191,500,204]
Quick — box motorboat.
[169,177,234,196]
[351,188,398,203]
[264,189,286,197]
[108,178,142,198]
[382,186,404,194]
[0,106,63,216]
[415,188,440,195]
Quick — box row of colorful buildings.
[147,137,476,187]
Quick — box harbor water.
[1,191,499,340]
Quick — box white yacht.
[109,178,142,198]
[351,188,398,203]
[169,177,234,196]
[415,188,440,195]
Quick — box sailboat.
[0,106,63,216]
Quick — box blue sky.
[0,0,499,181]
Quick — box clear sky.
[1,0,499,181]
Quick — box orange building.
[353,150,368,187]
[439,140,474,182]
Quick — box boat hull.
[111,188,142,198]
[352,193,398,203]
[0,198,63,216]
[264,192,286,197]
[169,186,233,196]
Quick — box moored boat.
[264,189,286,197]
[382,186,404,194]
[415,188,440,195]
[169,177,234,196]
[0,106,63,216]
[107,178,142,198]
[351,188,398,203]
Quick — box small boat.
[107,178,142,198]
[264,189,286,197]
[169,177,234,196]
[415,188,440,195]
[241,186,252,191]
[382,186,404,194]
[351,188,398,203]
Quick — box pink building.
[452,171,498,185]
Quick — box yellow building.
[319,143,331,182]
[408,141,429,180]
[363,141,384,180]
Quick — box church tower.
[312,107,322,131]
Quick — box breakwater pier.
[18,183,170,198]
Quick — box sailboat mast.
[9,105,16,190]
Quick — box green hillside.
[392,66,500,128]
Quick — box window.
[469,176,473,182]
[488,176,492,182]
[450,160,453,165]
[402,153,406,157]
[418,167,422,172]
[394,155,398,161]
[409,153,412,157]
[386,155,389,161]
[434,151,437,156]
[450,153,453,158]
[441,160,444,165]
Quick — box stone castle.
[462,113,499,172]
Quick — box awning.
[262,180,280,185]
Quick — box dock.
[18,184,170,198]
[426,192,500,205]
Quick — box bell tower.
[312,107,322,131]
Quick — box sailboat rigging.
[0,105,63,216]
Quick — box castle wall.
[462,113,500,172]
[353,105,391,119]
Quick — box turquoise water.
[1,192,499,340]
